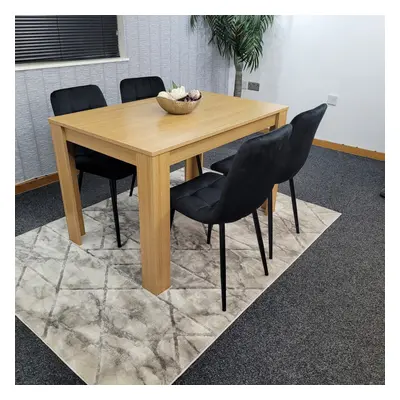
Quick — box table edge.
[48,105,289,157]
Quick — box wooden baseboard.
[313,139,385,161]
[15,172,60,195]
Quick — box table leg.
[262,184,279,213]
[263,109,288,215]
[50,125,85,244]
[185,154,203,181]
[137,152,171,295]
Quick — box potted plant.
[190,15,274,97]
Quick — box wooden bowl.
[156,96,201,115]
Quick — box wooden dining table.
[48,91,288,295]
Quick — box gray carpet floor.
[15,142,385,385]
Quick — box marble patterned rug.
[15,168,340,385]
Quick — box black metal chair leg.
[268,190,273,259]
[219,223,227,311]
[207,224,213,244]
[129,174,136,197]
[170,209,175,228]
[268,190,274,260]
[252,211,269,276]
[109,179,122,248]
[289,178,300,234]
[196,155,203,175]
[78,171,84,192]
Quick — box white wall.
[229,15,385,153]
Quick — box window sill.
[15,57,129,72]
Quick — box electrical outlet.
[248,81,260,91]
[242,81,248,90]
[327,94,338,106]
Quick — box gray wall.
[15,15,230,183]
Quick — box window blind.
[15,15,119,64]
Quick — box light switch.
[327,94,338,106]
[248,81,260,91]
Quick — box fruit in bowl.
[156,82,202,115]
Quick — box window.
[15,15,120,64]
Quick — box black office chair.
[170,125,292,310]
[209,104,328,258]
[50,85,137,248]
[120,76,203,187]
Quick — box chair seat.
[210,155,235,175]
[170,172,226,224]
[76,151,136,180]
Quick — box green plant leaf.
[171,81,179,89]
[190,15,275,72]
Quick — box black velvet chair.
[120,76,203,183]
[170,125,292,310]
[50,85,137,248]
[209,104,328,258]
[120,76,166,103]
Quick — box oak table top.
[48,91,288,157]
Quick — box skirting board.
[15,140,385,195]
[312,139,385,161]
[15,172,60,195]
